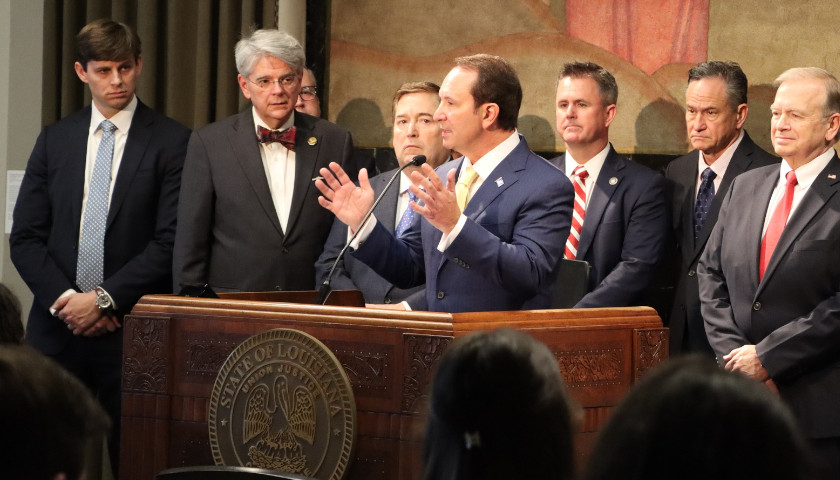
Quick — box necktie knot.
[573,165,589,183]
[455,164,479,211]
[786,170,798,187]
[701,167,716,183]
[257,125,296,151]
[100,119,116,134]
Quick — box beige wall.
[329,0,840,155]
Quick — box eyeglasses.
[247,73,299,91]
[299,86,318,100]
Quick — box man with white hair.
[174,29,355,293]
[700,67,840,480]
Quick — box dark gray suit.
[314,168,425,307]
[173,110,354,293]
[699,153,840,442]
[666,132,777,354]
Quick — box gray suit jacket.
[173,110,353,292]
[666,132,778,354]
[699,153,840,438]
[314,168,425,307]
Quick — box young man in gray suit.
[315,82,451,309]
[700,67,840,480]
[174,29,354,293]
[666,61,777,356]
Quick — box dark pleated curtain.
[42,0,277,130]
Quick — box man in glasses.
[174,29,355,294]
[295,68,321,117]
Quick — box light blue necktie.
[395,191,417,238]
[76,119,116,292]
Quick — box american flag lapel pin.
[828,174,837,179]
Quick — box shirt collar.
[464,131,520,180]
[697,129,744,180]
[252,107,295,134]
[782,147,836,190]
[565,142,610,181]
[90,95,137,133]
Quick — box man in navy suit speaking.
[315,54,573,313]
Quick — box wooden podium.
[120,293,667,480]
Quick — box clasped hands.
[53,291,121,337]
[723,344,778,394]
[315,163,462,235]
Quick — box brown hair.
[392,81,441,117]
[76,19,141,68]
[453,54,522,131]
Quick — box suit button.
[688,269,696,277]
[753,302,761,311]
[437,291,445,299]
[384,297,392,304]
[281,248,289,254]
[274,285,282,290]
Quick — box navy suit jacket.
[352,137,573,313]
[314,168,425,307]
[173,110,354,292]
[10,101,189,354]
[666,132,778,354]
[699,153,840,439]
[551,146,667,308]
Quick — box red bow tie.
[257,126,296,151]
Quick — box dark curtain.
[42,0,278,130]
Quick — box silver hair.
[234,29,305,78]
[775,67,840,141]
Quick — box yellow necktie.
[455,164,479,211]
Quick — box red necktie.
[565,165,589,259]
[257,125,296,151]
[759,171,798,280]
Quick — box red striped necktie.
[565,165,589,259]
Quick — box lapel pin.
[829,174,837,179]
[307,137,317,146]
[609,177,618,185]
[495,177,504,187]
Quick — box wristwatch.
[95,286,114,311]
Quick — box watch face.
[97,294,111,309]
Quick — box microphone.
[316,155,427,305]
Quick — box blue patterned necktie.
[395,191,417,238]
[693,167,717,239]
[76,119,116,292]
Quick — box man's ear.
[735,103,749,130]
[482,103,500,129]
[74,62,89,84]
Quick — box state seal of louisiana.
[209,329,356,480]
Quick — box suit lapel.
[69,107,93,238]
[576,148,623,259]
[107,101,151,228]
[231,110,285,237]
[285,114,320,237]
[758,154,840,293]
[375,173,400,232]
[747,167,781,294]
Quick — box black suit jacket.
[173,110,354,292]
[550,146,668,307]
[699,153,840,438]
[314,168,425,307]
[10,101,190,354]
[666,132,778,354]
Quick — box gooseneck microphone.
[315,155,427,305]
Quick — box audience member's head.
[295,67,321,117]
[391,81,451,175]
[0,283,23,344]
[0,345,110,480]
[422,328,578,480]
[584,355,813,480]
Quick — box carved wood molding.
[401,334,452,413]
[325,341,394,399]
[183,332,248,380]
[123,316,170,393]
[634,328,668,380]
[555,347,624,387]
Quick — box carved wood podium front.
[120,295,666,480]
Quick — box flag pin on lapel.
[308,137,317,146]
[495,177,504,187]
[829,174,837,179]
[609,177,619,185]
